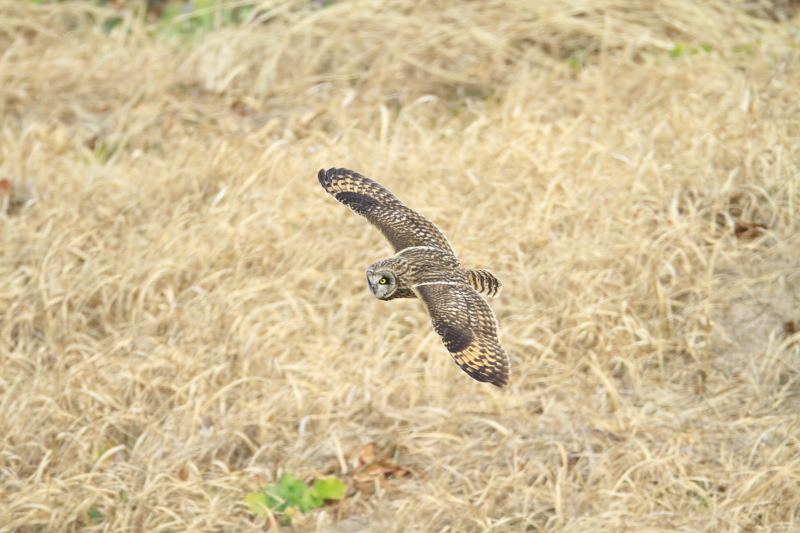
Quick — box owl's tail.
[466,269,502,298]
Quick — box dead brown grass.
[1,0,800,531]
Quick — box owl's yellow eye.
[379,278,388,284]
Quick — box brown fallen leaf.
[348,442,417,489]
[352,442,377,471]
[784,320,798,348]
[734,221,769,240]
[352,462,410,483]
[0,178,26,215]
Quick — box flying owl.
[318,168,509,387]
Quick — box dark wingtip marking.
[318,167,339,188]
[441,326,473,353]
[336,191,380,209]
[492,373,509,388]
[461,365,508,388]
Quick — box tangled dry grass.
[1,0,800,531]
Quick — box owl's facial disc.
[367,269,397,300]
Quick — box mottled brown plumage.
[317,167,456,255]
[318,168,509,387]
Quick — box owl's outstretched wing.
[318,168,456,255]
[415,282,509,388]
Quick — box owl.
[318,168,509,387]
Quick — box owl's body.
[318,168,509,388]
[371,247,463,296]
[369,247,500,300]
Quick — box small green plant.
[246,473,346,524]
[78,505,103,527]
[159,0,255,35]
[87,507,103,523]
[670,43,713,58]
[733,43,754,57]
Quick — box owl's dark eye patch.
[379,278,388,284]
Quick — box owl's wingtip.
[464,364,509,388]
[318,167,352,186]
[491,376,509,388]
[487,369,509,388]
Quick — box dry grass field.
[2,1,800,531]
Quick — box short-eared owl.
[318,168,509,387]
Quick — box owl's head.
[366,269,397,300]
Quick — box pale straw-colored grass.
[1,1,799,531]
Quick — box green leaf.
[247,474,343,519]
[159,2,184,22]
[670,43,686,58]
[311,477,346,501]
[276,473,308,505]
[87,506,103,523]
[95,142,109,163]
[263,489,284,511]
[102,17,123,35]
[298,489,324,512]
[245,493,271,518]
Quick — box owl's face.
[366,269,397,300]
